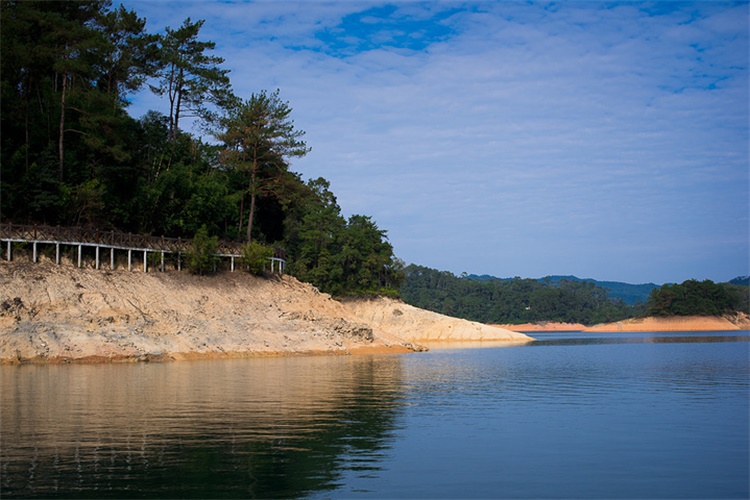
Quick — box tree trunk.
[246,166,256,242]
[24,98,29,172]
[238,194,244,236]
[172,67,183,141]
[58,72,67,181]
[167,63,177,140]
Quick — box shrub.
[185,226,219,275]
[241,241,273,275]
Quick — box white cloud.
[121,0,748,283]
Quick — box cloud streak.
[121,0,748,284]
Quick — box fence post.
[6,240,10,261]
[33,242,37,263]
[128,249,132,271]
[111,247,115,270]
[95,246,100,270]
[78,245,82,268]
[56,243,60,264]
[161,251,165,272]
[143,250,148,273]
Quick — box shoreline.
[495,322,587,332]
[32,343,419,365]
[584,314,750,332]
[0,259,529,364]
[497,314,750,333]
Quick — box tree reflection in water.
[1,355,406,498]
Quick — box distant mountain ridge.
[466,274,749,306]
[466,274,660,305]
[468,274,750,306]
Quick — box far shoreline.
[496,313,749,333]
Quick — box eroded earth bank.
[0,260,531,363]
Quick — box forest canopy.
[0,0,402,297]
[400,265,637,326]
[644,279,749,317]
[401,266,749,325]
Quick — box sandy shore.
[584,314,750,332]
[495,315,749,332]
[344,297,533,343]
[494,322,587,332]
[0,260,530,364]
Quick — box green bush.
[185,226,219,275]
[241,241,273,275]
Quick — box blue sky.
[120,0,748,284]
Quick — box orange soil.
[494,322,587,332]
[585,313,750,332]
[0,260,529,364]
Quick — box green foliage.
[0,2,403,299]
[241,242,274,275]
[400,265,635,326]
[283,179,403,297]
[338,215,403,296]
[151,17,231,140]
[725,283,750,314]
[645,279,746,316]
[71,179,106,226]
[185,226,218,275]
[216,89,310,242]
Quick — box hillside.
[469,274,659,305]
[402,265,635,325]
[0,260,530,364]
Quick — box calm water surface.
[2,331,748,499]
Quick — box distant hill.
[467,274,659,305]
[467,274,750,305]
[543,276,660,305]
[403,265,635,325]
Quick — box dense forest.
[400,266,749,325]
[400,265,637,326]
[468,274,659,305]
[0,1,403,296]
[644,279,749,317]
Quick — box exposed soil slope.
[584,314,750,332]
[343,297,532,343]
[494,322,587,332]
[0,260,530,363]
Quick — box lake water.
[1,331,748,499]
